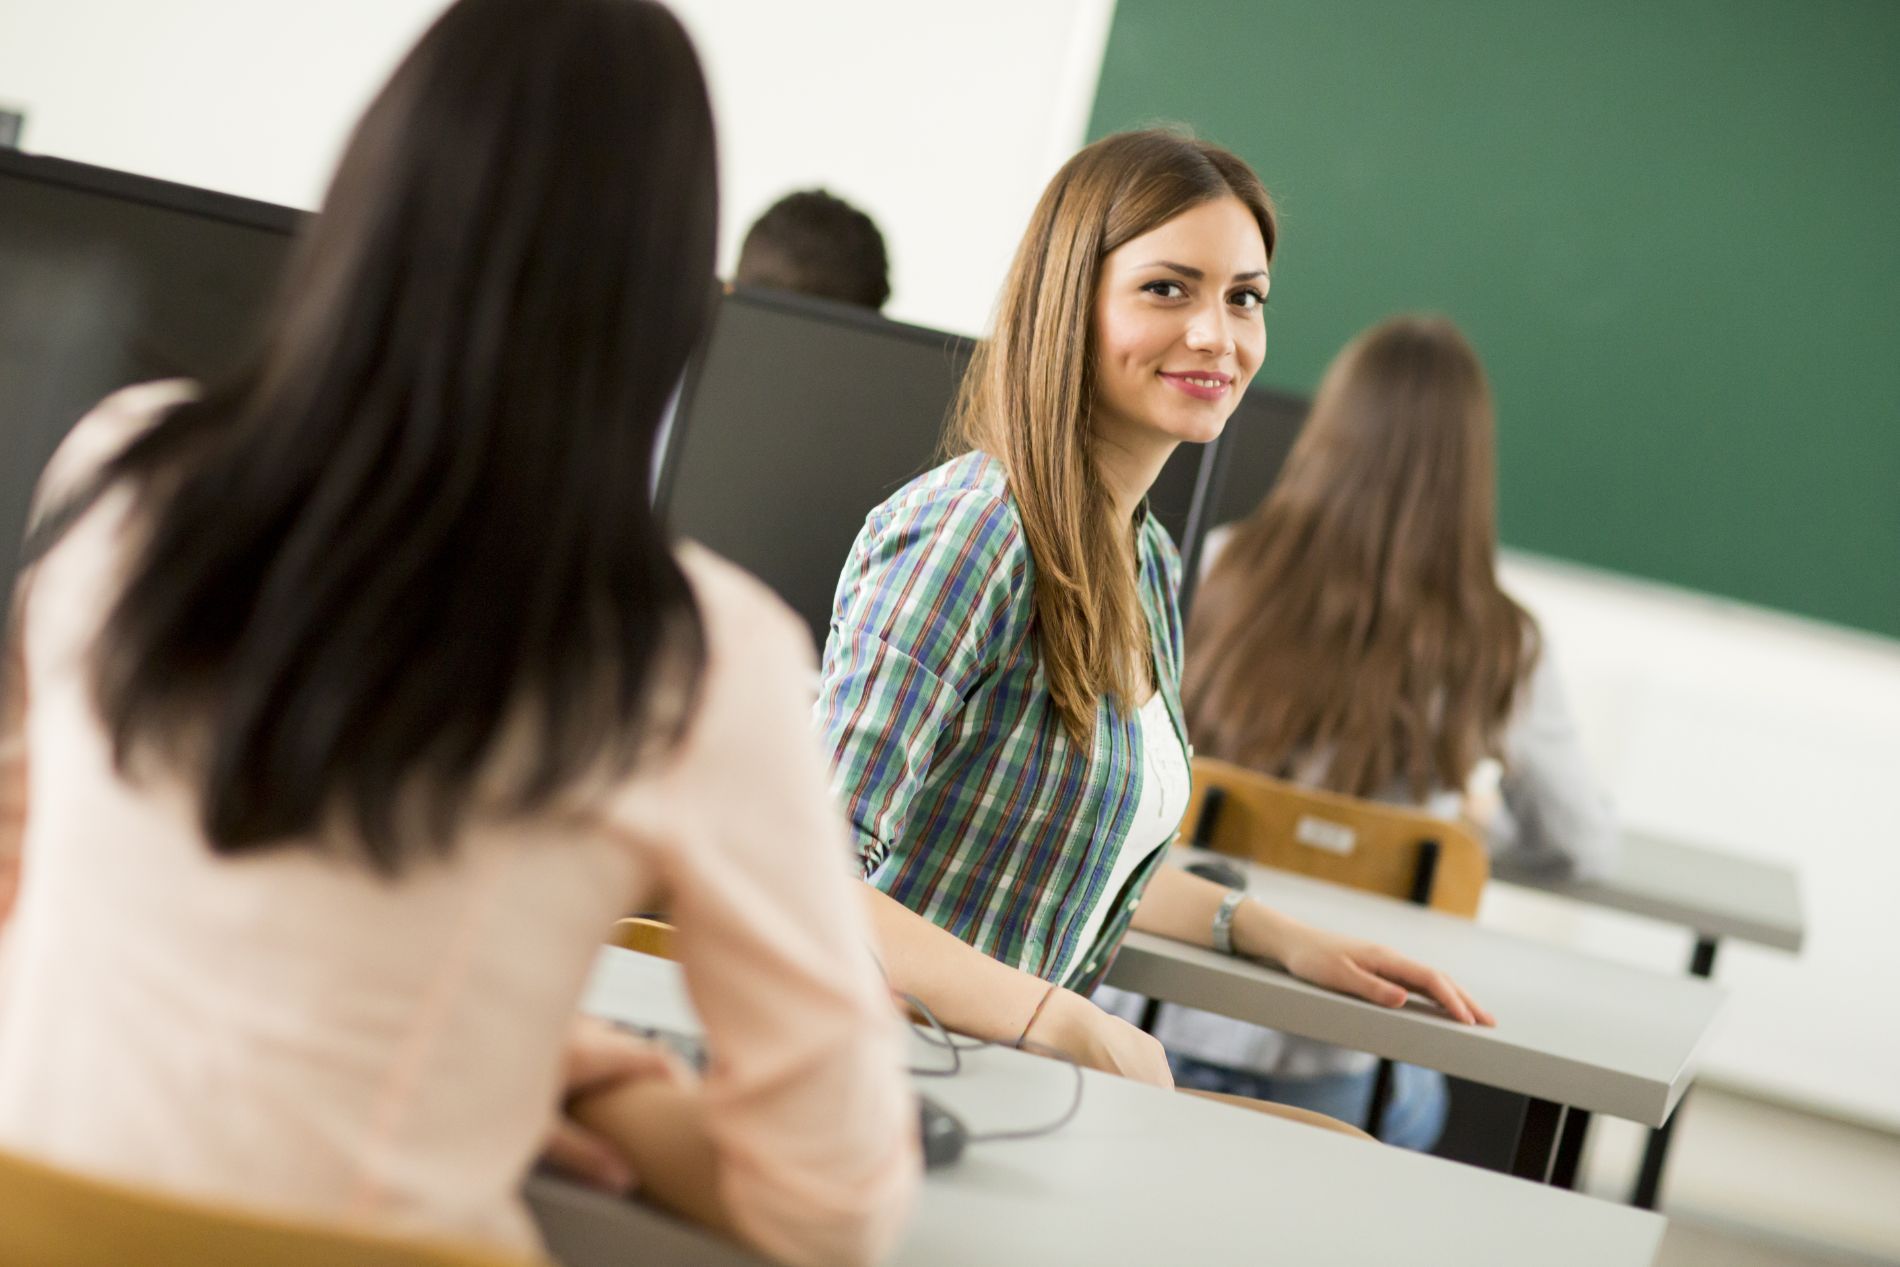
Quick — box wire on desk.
[898,987,1086,1144]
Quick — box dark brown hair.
[90,0,717,868]
[948,129,1276,745]
[734,188,890,310]
[1183,314,1539,798]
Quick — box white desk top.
[568,947,1665,1267]
[1492,829,1805,952]
[1107,853,1727,1125]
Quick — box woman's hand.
[1021,988,1175,1087]
[1264,919,1495,1027]
[543,1016,696,1194]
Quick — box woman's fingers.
[1363,949,1483,1025]
[1338,958,1409,1009]
[542,1116,635,1194]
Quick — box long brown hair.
[947,129,1276,745]
[1183,315,1539,799]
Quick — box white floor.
[1577,1085,1900,1266]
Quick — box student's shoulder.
[34,380,197,511]
[845,453,1031,638]
[866,450,1026,554]
[676,542,812,666]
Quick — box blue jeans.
[1169,1052,1450,1152]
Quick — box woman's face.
[1090,196,1269,451]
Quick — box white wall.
[0,0,447,211]
[5,0,1897,1132]
[1491,553,1900,1131]
[0,0,1117,336]
[671,0,1116,335]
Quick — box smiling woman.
[1092,195,1270,467]
[815,129,1493,1103]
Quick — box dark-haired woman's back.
[0,0,917,1258]
[0,386,916,1264]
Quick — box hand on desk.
[1133,864,1495,1027]
[1022,988,1175,1088]
[1257,917,1496,1027]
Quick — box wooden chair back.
[0,1145,540,1267]
[1177,1088,1376,1141]
[1184,756,1489,919]
[608,916,677,960]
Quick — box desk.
[1492,829,1804,1204]
[1492,829,1804,954]
[1107,853,1726,1183]
[562,947,1667,1267]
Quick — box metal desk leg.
[1550,1108,1591,1189]
[1631,935,1719,1209]
[1510,1097,1569,1182]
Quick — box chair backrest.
[609,916,677,960]
[1176,1087,1376,1141]
[0,1145,541,1267]
[1184,756,1489,919]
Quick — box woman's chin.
[1166,411,1233,447]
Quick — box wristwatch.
[1210,888,1247,956]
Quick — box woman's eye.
[1230,287,1267,312]
[1142,280,1187,299]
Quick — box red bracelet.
[1014,982,1059,1049]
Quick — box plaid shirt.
[816,452,1188,992]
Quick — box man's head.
[733,189,891,311]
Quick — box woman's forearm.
[1131,860,1302,962]
[857,884,1049,1043]
[567,1079,732,1236]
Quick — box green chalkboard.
[1091,0,1900,639]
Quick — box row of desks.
[557,948,1669,1266]
[543,831,1802,1265]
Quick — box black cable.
[869,945,1087,1144]
[897,987,1086,1144]
[961,1036,1087,1144]
[901,988,983,1076]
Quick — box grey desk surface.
[1107,852,1727,1125]
[563,947,1665,1267]
[1491,829,1806,953]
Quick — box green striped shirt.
[816,452,1188,991]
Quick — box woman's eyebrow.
[1139,260,1268,282]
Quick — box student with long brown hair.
[0,2,916,1263]
[1149,314,1617,1145]
[816,132,1493,1086]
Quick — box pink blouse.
[0,384,918,1267]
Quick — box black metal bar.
[1687,935,1719,978]
[1192,787,1227,848]
[1175,427,1234,618]
[1346,838,1444,1140]
[1409,839,1441,906]
[1510,1098,1569,1182]
[1549,1107,1592,1189]
[1630,935,1720,1208]
[1364,1058,1397,1138]
[1136,997,1162,1036]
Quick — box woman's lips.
[1158,371,1232,401]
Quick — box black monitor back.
[0,152,300,595]
[659,285,1219,643]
